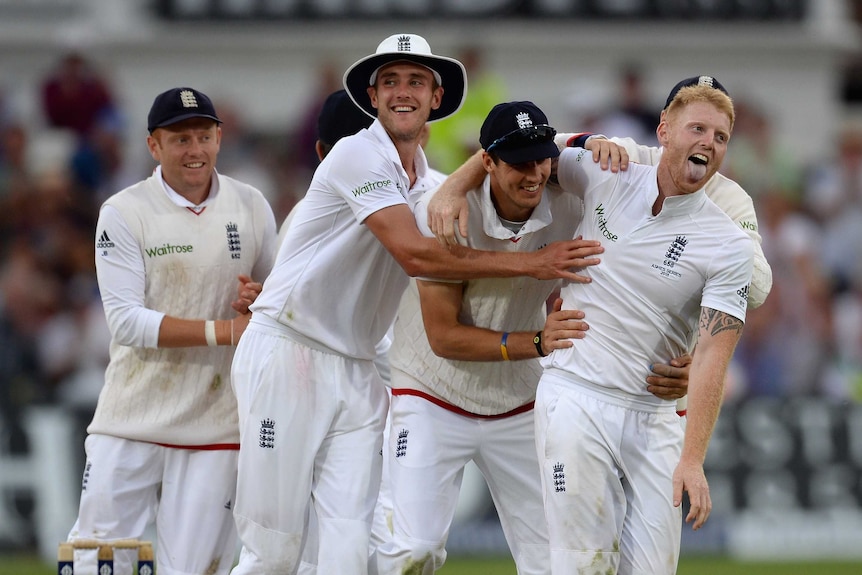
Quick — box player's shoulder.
[102,175,155,208]
[216,172,269,202]
[700,197,753,244]
[320,130,392,179]
[704,171,752,204]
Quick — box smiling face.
[484,153,551,222]
[657,95,732,197]
[147,118,221,203]
[367,61,443,144]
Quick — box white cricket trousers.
[230,317,388,575]
[68,434,238,575]
[534,373,684,575]
[372,391,550,575]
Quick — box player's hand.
[584,137,629,173]
[232,274,262,314]
[673,457,712,531]
[646,353,691,400]
[529,237,603,282]
[541,297,588,353]
[427,184,469,246]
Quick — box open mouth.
[687,154,708,180]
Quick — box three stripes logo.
[97,230,115,256]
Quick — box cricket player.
[66,87,278,575]
[536,83,751,574]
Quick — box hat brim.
[344,53,466,123]
[149,113,222,133]
[494,139,560,165]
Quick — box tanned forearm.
[680,308,744,464]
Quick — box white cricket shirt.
[545,147,753,406]
[389,176,583,415]
[555,133,772,308]
[250,120,438,359]
[90,168,277,445]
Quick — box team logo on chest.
[651,235,688,279]
[226,222,241,260]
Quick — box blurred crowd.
[0,48,860,453]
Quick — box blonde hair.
[665,85,735,131]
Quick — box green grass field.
[2,553,861,574]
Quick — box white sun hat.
[343,33,467,123]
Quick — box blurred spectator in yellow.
[424,46,507,174]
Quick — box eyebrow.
[378,68,432,80]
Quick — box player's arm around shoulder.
[606,136,662,165]
[704,172,772,309]
[366,198,603,283]
[553,146,619,197]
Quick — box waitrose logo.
[353,179,392,197]
[145,243,194,257]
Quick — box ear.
[430,85,443,111]
[315,141,327,162]
[656,119,670,148]
[481,150,495,173]
[367,86,378,110]
[146,134,160,162]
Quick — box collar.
[155,165,220,209]
[368,119,430,183]
[655,187,708,216]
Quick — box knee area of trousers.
[234,514,304,572]
[402,538,446,570]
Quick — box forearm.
[444,149,485,193]
[680,329,739,464]
[158,316,239,348]
[429,325,542,362]
[403,238,536,280]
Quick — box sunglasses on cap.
[486,125,557,153]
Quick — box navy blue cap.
[479,101,559,165]
[664,76,729,110]
[317,90,374,147]
[147,87,221,133]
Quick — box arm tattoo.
[699,308,744,337]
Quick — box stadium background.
[2,0,862,571]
